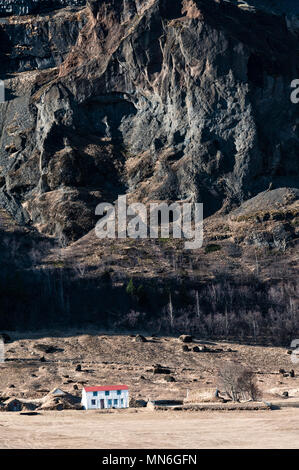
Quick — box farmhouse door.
[100,399,105,409]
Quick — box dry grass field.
[0,331,299,448]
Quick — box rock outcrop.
[0,0,298,244]
[0,0,86,17]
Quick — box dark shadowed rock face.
[0,0,86,16]
[0,0,298,242]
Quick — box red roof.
[84,385,128,392]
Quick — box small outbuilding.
[48,388,67,398]
[82,385,129,410]
[4,398,23,412]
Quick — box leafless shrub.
[217,362,261,402]
[55,225,68,249]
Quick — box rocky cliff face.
[0,0,298,242]
[0,0,86,16]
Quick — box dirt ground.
[0,331,299,449]
[1,331,298,403]
[0,408,299,449]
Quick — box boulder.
[0,334,11,343]
[3,398,23,412]
[129,398,147,408]
[39,393,82,411]
[134,335,147,343]
[34,344,62,354]
[179,335,193,343]
[165,376,176,382]
[152,365,171,375]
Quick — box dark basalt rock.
[179,335,193,343]
[165,375,176,382]
[0,0,298,243]
[134,334,147,343]
[0,0,86,17]
[153,364,171,374]
[0,334,11,343]
[34,344,62,353]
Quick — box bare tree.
[254,246,259,276]
[58,231,68,249]
[168,292,174,331]
[217,362,261,402]
[195,290,200,318]
[273,237,287,252]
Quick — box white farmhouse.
[82,385,129,410]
